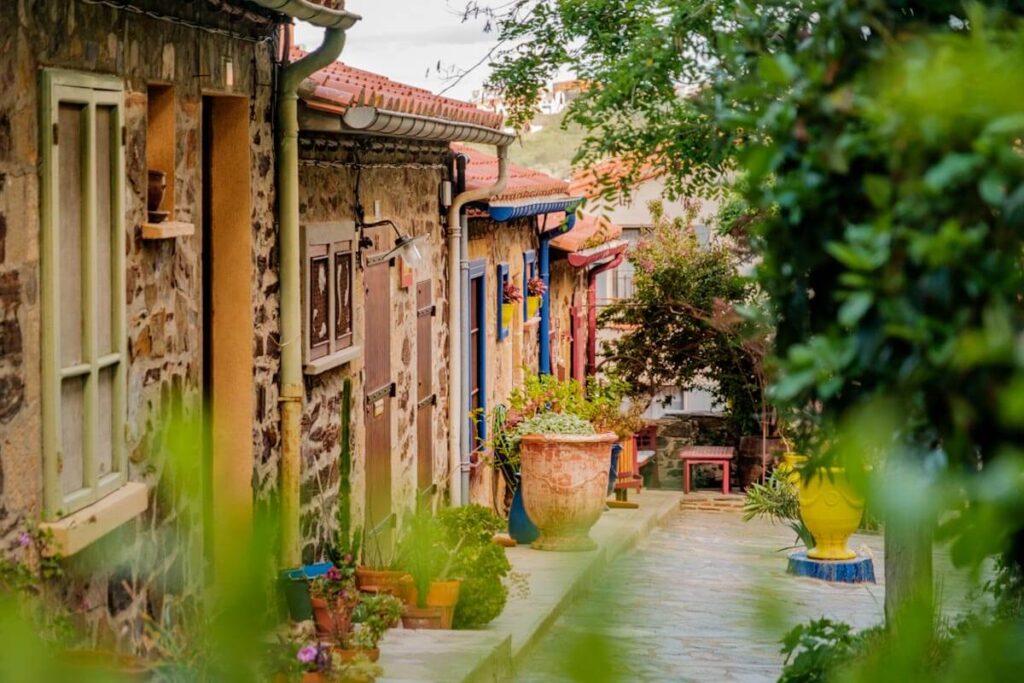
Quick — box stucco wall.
[297,136,451,562]
[0,0,278,647]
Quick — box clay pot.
[519,432,618,551]
[335,647,380,663]
[798,467,864,561]
[398,577,461,629]
[301,672,326,683]
[355,567,409,595]
[147,170,166,213]
[310,596,353,638]
[400,604,446,630]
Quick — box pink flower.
[326,567,341,581]
[18,532,30,548]
[297,646,318,663]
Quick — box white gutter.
[248,0,360,29]
[447,145,510,506]
[343,106,513,146]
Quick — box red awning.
[550,213,625,266]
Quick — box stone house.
[452,145,624,509]
[0,0,312,643]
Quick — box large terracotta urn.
[798,467,864,561]
[519,432,618,551]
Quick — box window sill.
[142,221,194,239]
[304,345,361,375]
[40,482,148,557]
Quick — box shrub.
[437,506,512,629]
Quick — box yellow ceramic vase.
[502,303,515,330]
[527,296,541,319]
[798,467,864,561]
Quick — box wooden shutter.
[415,281,434,492]
[40,70,127,519]
[301,221,357,373]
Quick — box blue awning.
[485,196,584,223]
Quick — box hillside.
[466,112,585,181]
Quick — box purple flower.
[297,646,318,663]
[18,532,30,548]
[326,567,342,581]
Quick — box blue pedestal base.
[787,551,876,584]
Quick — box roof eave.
[247,0,360,29]
[486,196,583,222]
[563,239,629,268]
[342,105,513,145]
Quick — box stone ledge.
[375,489,683,683]
[40,482,149,556]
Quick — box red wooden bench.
[679,445,735,495]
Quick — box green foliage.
[438,506,512,629]
[779,619,884,683]
[598,200,767,437]
[396,510,450,608]
[515,412,596,438]
[742,468,814,550]
[351,593,403,650]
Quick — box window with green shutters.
[39,70,128,520]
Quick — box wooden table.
[678,445,736,495]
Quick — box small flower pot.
[301,672,327,683]
[501,303,515,330]
[398,577,461,627]
[526,296,541,319]
[310,596,353,638]
[401,604,446,630]
[147,169,167,214]
[335,647,380,663]
[355,567,409,595]
[279,561,333,621]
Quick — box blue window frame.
[468,259,487,452]
[522,250,537,321]
[496,263,510,341]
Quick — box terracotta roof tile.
[549,213,623,253]
[569,157,664,199]
[294,48,504,130]
[452,143,572,203]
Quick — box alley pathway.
[515,504,971,683]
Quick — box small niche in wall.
[144,84,192,239]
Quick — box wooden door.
[415,280,434,493]
[363,231,392,540]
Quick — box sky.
[293,1,499,102]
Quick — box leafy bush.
[515,412,596,438]
[779,619,882,683]
[742,468,814,550]
[437,506,512,629]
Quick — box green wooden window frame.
[39,69,127,520]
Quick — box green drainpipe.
[277,28,351,569]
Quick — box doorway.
[363,227,393,549]
[201,96,253,579]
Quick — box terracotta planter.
[799,466,864,561]
[336,647,380,663]
[301,672,326,683]
[519,431,618,551]
[147,169,166,213]
[401,604,446,629]
[355,567,409,595]
[310,596,353,638]
[526,296,541,319]
[398,577,461,628]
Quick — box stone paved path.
[515,506,973,683]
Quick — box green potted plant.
[396,510,461,629]
[309,563,360,640]
[437,505,513,629]
[336,593,403,662]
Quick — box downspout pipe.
[586,252,625,376]
[447,145,510,506]
[275,24,354,569]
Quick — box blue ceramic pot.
[608,443,623,496]
[508,482,540,544]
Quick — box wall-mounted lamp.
[359,219,425,267]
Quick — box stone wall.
[650,414,731,490]
[0,0,278,648]
[297,136,451,562]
